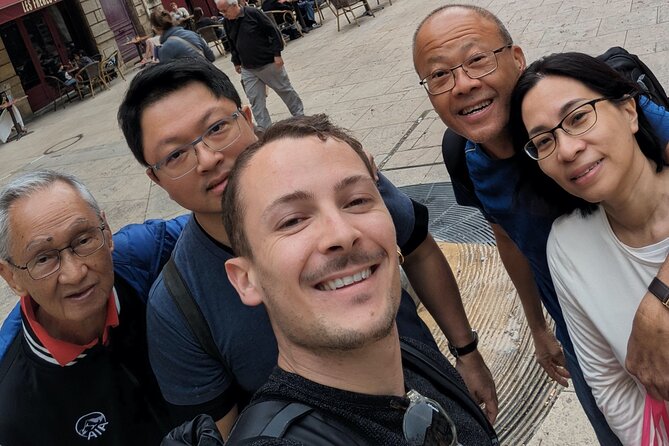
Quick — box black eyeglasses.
[6,224,107,280]
[149,110,242,180]
[524,97,610,160]
[419,44,512,95]
[403,389,460,446]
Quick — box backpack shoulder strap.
[162,257,228,372]
[229,400,369,445]
[229,400,312,439]
[400,340,499,445]
[441,129,483,209]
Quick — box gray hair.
[215,0,237,6]
[0,170,101,260]
[413,5,513,50]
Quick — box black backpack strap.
[441,129,484,210]
[162,256,229,373]
[400,340,499,445]
[229,401,312,439]
[228,400,369,445]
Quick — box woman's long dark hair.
[509,52,665,216]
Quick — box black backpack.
[597,46,669,109]
[442,46,669,201]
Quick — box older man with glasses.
[0,170,172,446]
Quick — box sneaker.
[310,23,322,29]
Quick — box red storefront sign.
[0,0,61,26]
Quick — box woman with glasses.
[510,52,669,445]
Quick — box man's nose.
[316,210,361,254]
[194,142,224,173]
[57,249,87,284]
[450,66,480,96]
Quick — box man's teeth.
[461,100,492,115]
[318,268,371,291]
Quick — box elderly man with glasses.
[221,114,498,445]
[0,171,172,445]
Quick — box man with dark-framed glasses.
[0,170,171,445]
[222,115,497,445]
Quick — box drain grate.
[399,182,495,245]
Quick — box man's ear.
[146,166,160,184]
[241,105,254,126]
[225,257,264,307]
[0,260,28,297]
[100,210,114,252]
[512,45,526,73]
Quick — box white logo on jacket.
[75,412,108,440]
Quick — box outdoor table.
[124,35,150,60]
[0,96,28,143]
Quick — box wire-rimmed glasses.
[6,224,107,280]
[523,97,610,160]
[419,44,512,95]
[149,110,242,180]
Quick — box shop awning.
[0,0,61,26]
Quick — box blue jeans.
[563,345,622,445]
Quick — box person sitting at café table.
[0,170,172,445]
[193,7,230,52]
[170,1,190,22]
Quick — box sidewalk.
[1,0,666,442]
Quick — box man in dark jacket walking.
[217,0,304,131]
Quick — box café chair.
[44,76,78,111]
[264,10,303,41]
[329,0,374,31]
[75,62,108,99]
[101,50,126,83]
[198,25,227,57]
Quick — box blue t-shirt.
[457,97,669,355]
[147,173,438,422]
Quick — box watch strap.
[448,329,478,358]
[648,277,669,307]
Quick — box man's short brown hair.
[222,114,375,258]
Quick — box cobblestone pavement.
[1,0,667,443]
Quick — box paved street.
[0,0,667,443]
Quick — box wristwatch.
[448,329,478,359]
[648,277,669,308]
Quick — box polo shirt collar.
[20,288,120,367]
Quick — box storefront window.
[0,22,39,91]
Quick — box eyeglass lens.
[526,102,598,160]
[424,50,499,95]
[27,227,105,279]
[403,390,459,446]
[159,115,240,179]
